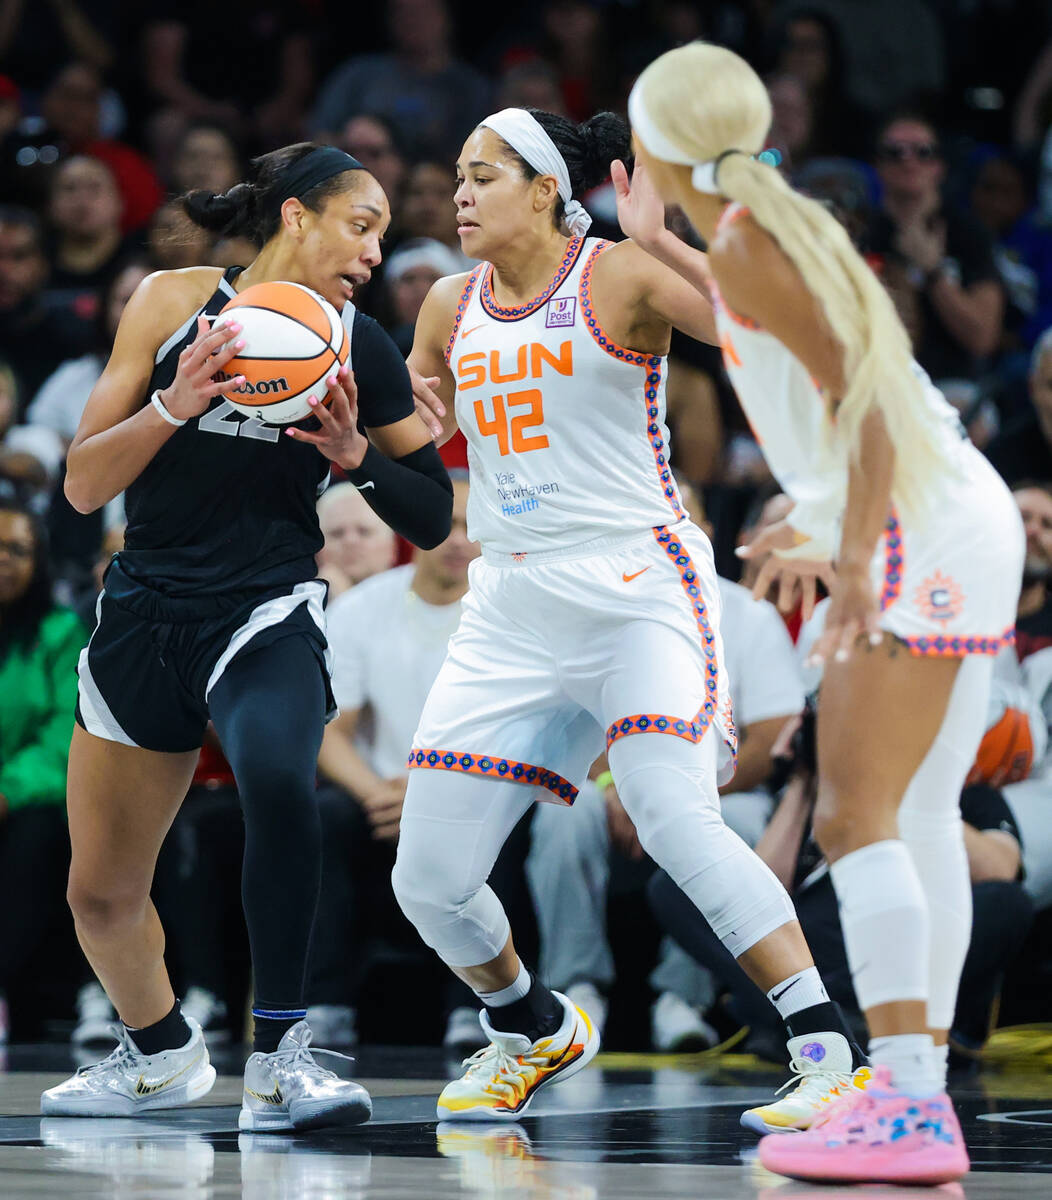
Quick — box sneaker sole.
[740,1109,808,1135]
[40,1064,217,1117]
[758,1142,970,1185]
[436,1003,601,1123]
[238,1091,373,1133]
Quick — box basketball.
[967,706,1035,788]
[214,281,348,425]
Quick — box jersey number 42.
[473,390,548,456]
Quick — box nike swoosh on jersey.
[460,323,487,339]
[353,481,375,491]
[622,567,651,583]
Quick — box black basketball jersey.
[121,267,415,596]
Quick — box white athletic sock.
[934,1041,949,1087]
[476,960,530,1007]
[765,966,829,1021]
[829,839,929,1012]
[870,1033,943,1097]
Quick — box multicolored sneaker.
[757,1066,970,1185]
[239,1020,372,1132]
[437,990,600,1122]
[41,1017,215,1116]
[741,1032,870,1134]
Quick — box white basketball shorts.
[408,521,737,804]
[874,449,1024,654]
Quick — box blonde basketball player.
[625,43,1024,1185]
[395,107,869,1126]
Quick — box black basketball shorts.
[75,560,335,753]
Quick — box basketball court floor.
[2,1041,1051,1198]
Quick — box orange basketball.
[215,281,348,425]
[966,706,1035,788]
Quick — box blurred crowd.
[2,0,1052,1060]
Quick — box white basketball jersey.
[711,204,966,550]
[447,236,684,554]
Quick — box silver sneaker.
[41,1016,215,1116]
[239,1020,372,1132]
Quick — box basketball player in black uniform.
[41,144,453,1132]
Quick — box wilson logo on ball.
[215,280,348,425]
[214,373,291,396]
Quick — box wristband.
[151,390,187,427]
[595,770,615,792]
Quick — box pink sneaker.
[757,1067,969,1185]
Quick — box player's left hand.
[612,159,668,251]
[807,564,882,667]
[409,365,445,440]
[737,519,835,621]
[283,365,369,469]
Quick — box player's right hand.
[409,365,446,439]
[158,315,247,421]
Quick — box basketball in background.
[967,706,1035,788]
[215,281,348,424]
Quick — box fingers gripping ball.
[215,282,348,424]
[966,706,1035,788]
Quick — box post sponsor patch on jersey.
[545,297,576,328]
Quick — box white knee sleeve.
[392,769,533,968]
[829,839,930,1012]
[897,655,991,1030]
[609,733,795,959]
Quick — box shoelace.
[74,1024,144,1077]
[775,1057,854,1105]
[268,1027,355,1081]
[460,1042,551,1103]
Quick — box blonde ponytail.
[634,43,955,513]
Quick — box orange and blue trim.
[444,266,484,365]
[902,628,1016,657]
[606,527,738,765]
[407,748,577,804]
[578,242,683,521]
[881,512,904,611]
[479,237,585,321]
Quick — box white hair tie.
[480,108,594,236]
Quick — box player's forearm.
[65,407,178,513]
[345,442,453,549]
[638,228,713,298]
[753,776,812,888]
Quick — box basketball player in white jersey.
[394,106,868,1125]
[625,44,1024,1185]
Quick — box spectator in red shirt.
[39,63,162,233]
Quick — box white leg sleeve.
[608,732,796,960]
[526,782,615,991]
[829,838,931,1012]
[392,768,534,968]
[898,654,992,1031]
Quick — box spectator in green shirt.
[0,501,87,1041]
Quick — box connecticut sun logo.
[914,571,965,623]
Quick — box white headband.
[480,108,593,236]
[627,81,725,196]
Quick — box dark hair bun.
[577,111,632,191]
[182,183,257,237]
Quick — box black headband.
[275,147,365,208]
[712,148,746,188]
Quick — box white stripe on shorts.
[77,592,138,747]
[204,580,330,701]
